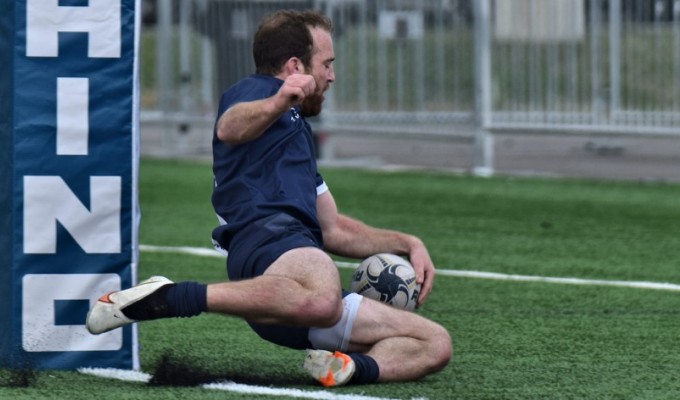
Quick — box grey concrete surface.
[318,133,680,183]
[140,122,680,183]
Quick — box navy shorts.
[248,290,355,350]
[226,213,325,349]
[226,213,321,281]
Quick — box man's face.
[301,27,335,117]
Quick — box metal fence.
[140,0,680,173]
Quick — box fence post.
[473,0,494,177]
[610,0,622,116]
[156,0,173,113]
[590,0,605,123]
[179,0,193,115]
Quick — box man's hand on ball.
[408,239,436,306]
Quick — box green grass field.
[3,157,680,399]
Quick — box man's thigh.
[264,246,342,294]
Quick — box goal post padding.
[0,0,14,369]
[0,0,140,370]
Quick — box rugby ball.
[350,253,420,311]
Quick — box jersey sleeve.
[217,76,280,116]
[315,173,328,196]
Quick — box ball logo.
[365,263,412,304]
[350,254,421,311]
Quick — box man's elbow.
[216,125,243,145]
[321,230,347,255]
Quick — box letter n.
[23,176,121,254]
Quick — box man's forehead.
[311,29,334,56]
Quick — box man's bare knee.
[264,247,343,327]
[426,324,453,373]
[294,290,343,327]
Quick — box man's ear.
[285,57,303,74]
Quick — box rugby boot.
[86,276,174,334]
[303,349,356,387]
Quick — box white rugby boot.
[86,276,174,334]
[303,349,356,387]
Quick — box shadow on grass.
[148,350,303,387]
[0,365,37,388]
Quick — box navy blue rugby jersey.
[211,74,326,251]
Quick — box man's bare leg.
[346,298,452,382]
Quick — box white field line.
[203,380,404,400]
[78,367,151,382]
[139,244,680,292]
[141,244,225,258]
[78,368,410,400]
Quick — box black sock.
[122,284,174,320]
[164,281,208,318]
[347,353,380,385]
[122,281,207,320]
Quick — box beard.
[300,91,324,117]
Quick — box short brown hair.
[252,10,333,75]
